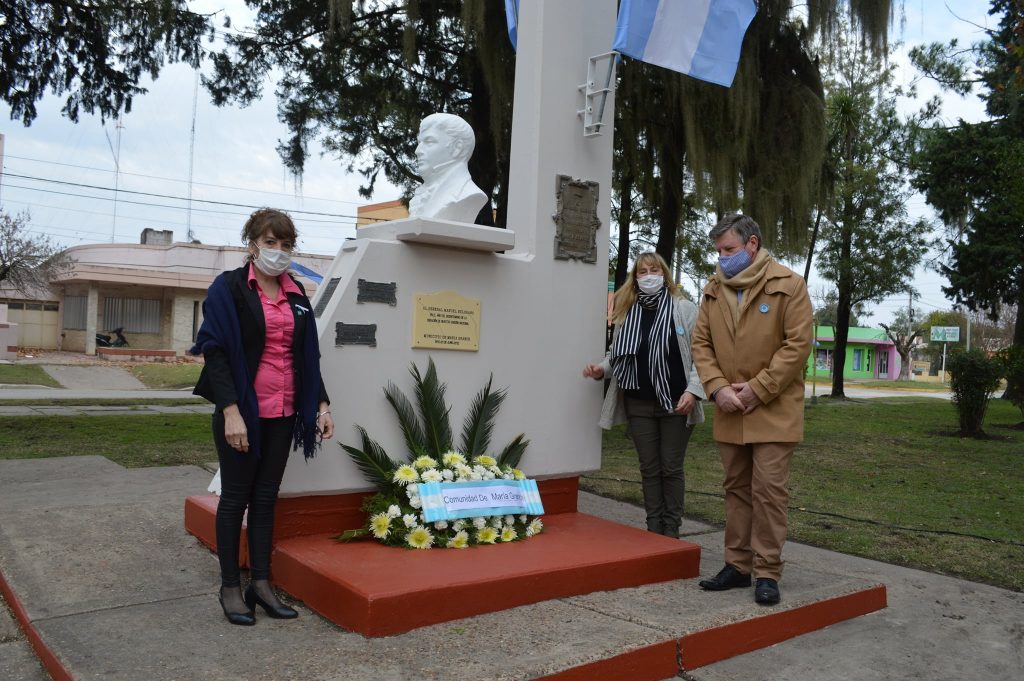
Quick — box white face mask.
[254,246,292,277]
[636,274,664,295]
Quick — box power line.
[3,172,382,221]
[3,153,373,207]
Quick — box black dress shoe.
[244,584,298,619]
[755,578,781,605]
[218,595,256,626]
[698,564,752,591]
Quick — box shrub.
[948,349,1004,437]
[996,345,1024,421]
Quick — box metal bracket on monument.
[577,52,617,137]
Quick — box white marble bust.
[408,113,488,223]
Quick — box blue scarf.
[190,272,323,461]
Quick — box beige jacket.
[692,257,813,444]
[595,296,706,429]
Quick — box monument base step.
[184,493,701,636]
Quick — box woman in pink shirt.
[192,208,334,626]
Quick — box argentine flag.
[613,0,757,87]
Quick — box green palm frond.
[411,358,452,457]
[496,433,529,469]
[339,425,398,494]
[384,380,426,459]
[460,374,507,457]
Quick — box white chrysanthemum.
[441,469,454,481]
[512,468,526,480]
[472,517,487,530]
[483,470,496,480]
[370,512,391,539]
[387,505,401,519]
[407,483,419,495]
[407,526,434,549]
[447,530,470,549]
[489,465,503,476]
[402,513,418,528]
[526,518,544,537]
[469,472,482,481]
[433,520,449,530]
[490,517,503,529]
[409,496,422,509]
[504,515,515,526]
[500,526,517,542]
[518,514,528,524]
[452,519,466,531]
[474,455,497,467]
[476,526,498,544]
[503,472,514,480]
[442,451,467,466]
[455,463,473,477]
[412,455,439,470]
[421,469,443,483]
[393,465,419,485]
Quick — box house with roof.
[0,229,331,356]
[807,325,900,380]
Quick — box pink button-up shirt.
[249,264,302,418]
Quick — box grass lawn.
[0,414,213,468]
[128,363,202,389]
[0,398,206,406]
[582,397,1024,592]
[0,364,61,387]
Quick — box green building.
[807,326,899,380]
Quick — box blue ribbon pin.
[759,303,770,313]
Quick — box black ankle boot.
[244,582,298,619]
[219,587,255,626]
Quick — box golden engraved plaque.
[411,290,481,351]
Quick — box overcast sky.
[0,1,997,325]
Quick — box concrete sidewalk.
[0,456,1019,681]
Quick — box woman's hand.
[223,404,249,453]
[582,363,605,380]
[317,402,335,440]
[675,392,697,415]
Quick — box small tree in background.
[0,210,69,295]
[948,349,1004,437]
[880,306,925,381]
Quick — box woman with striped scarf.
[583,252,705,537]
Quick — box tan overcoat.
[692,257,813,444]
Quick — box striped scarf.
[610,287,675,412]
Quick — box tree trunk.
[897,348,911,380]
[615,173,634,289]
[803,208,822,282]
[830,221,854,398]
[655,162,681,268]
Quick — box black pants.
[624,395,694,537]
[213,414,296,588]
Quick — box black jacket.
[193,265,329,412]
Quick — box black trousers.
[213,413,296,588]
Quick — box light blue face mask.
[719,248,751,278]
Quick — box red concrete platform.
[271,512,699,636]
[184,476,701,636]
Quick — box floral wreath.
[338,359,544,549]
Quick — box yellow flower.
[370,512,391,539]
[446,530,470,549]
[442,451,467,466]
[526,518,544,537]
[413,455,439,470]
[476,526,498,544]
[500,527,518,542]
[512,468,526,480]
[393,465,419,485]
[474,455,497,467]
[406,526,434,549]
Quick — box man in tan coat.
[691,214,813,605]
